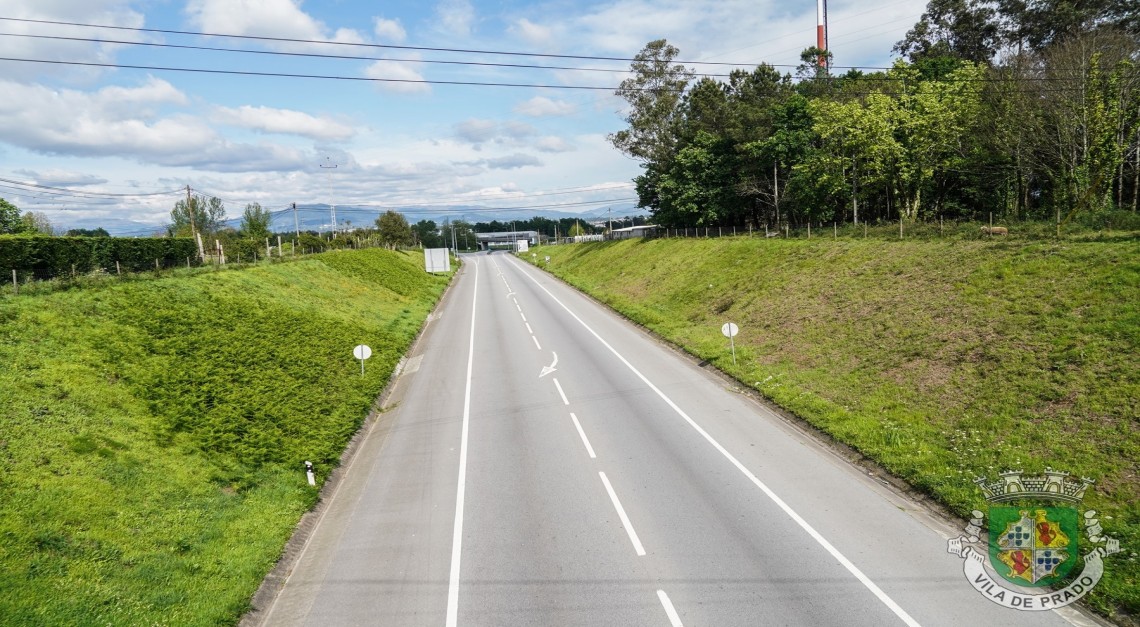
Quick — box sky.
[0,0,929,235]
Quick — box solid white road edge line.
[445,259,478,627]
[552,378,570,405]
[569,413,597,459]
[657,590,683,627]
[599,471,646,556]
[512,257,922,627]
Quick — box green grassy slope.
[533,237,1139,621]
[0,249,450,625]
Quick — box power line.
[0,56,647,90]
[0,15,766,67]
[0,176,183,198]
[0,31,743,78]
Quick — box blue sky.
[0,0,928,234]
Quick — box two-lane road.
[255,251,1083,626]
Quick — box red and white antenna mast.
[816,0,829,69]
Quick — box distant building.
[608,225,658,240]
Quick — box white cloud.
[0,78,310,172]
[435,0,476,37]
[363,59,431,94]
[535,136,575,153]
[185,0,365,48]
[0,0,146,83]
[507,18,553,46]
[212,106,355,141]
[454,119,498,144]
[12,169,108,187]
[453,119,537,148]
[514,96,577,117]
[373,17,407,43]
[481,153,542,170]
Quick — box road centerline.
[569,412,597,459]
[599,471,646,557]
[552,377,569,406]
[657,590,684,627]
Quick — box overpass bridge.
[475,231,539,250]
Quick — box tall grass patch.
[0,248,449,625]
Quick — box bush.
[0,236,198,278]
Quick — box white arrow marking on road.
[539,351,558,378]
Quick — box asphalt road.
[256,251,1090,627]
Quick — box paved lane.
[257,251,1087,627]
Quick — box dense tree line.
[612,2,1139,229]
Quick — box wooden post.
[277,235,283,257]
[940,217,943,236]
[864,223,868,238]
[807,222,811,239]
[899,218,903,239]
[834,222,837,239]
[155,258,160,270]
[11,269,16,295]
[116,261,121,275]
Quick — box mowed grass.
[0,249,450,625]
[533,237,1139,621]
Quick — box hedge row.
[0,236,199,278]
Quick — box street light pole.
[320,157,338,236]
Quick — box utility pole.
[320,157,338,236]
[292,202,300,239]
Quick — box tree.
[608,39,695,165]
[66,227,111,237]
[376,210,413,248]
[412,219,443,248]
[894,0,1002,64]
[0,198,26,234]
[20,211,54,235]
[240,203,272,240]
[653,131,740,227]
[169,194,226,238]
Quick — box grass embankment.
[0,249,450,625]
[533,237,1139,621]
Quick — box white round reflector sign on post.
[721,323,739,338]
[353,345,372,360]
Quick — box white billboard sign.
[424,247,451,273]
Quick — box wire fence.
[546,215,1140,245]
[3,233,403,297]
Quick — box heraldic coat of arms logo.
[946,469,1121,611]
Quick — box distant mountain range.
[63,203,646,236]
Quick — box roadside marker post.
[353,344,372,376]
[721,322,739,366]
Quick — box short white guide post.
[721,322,739,366]
[353,344,372,376]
